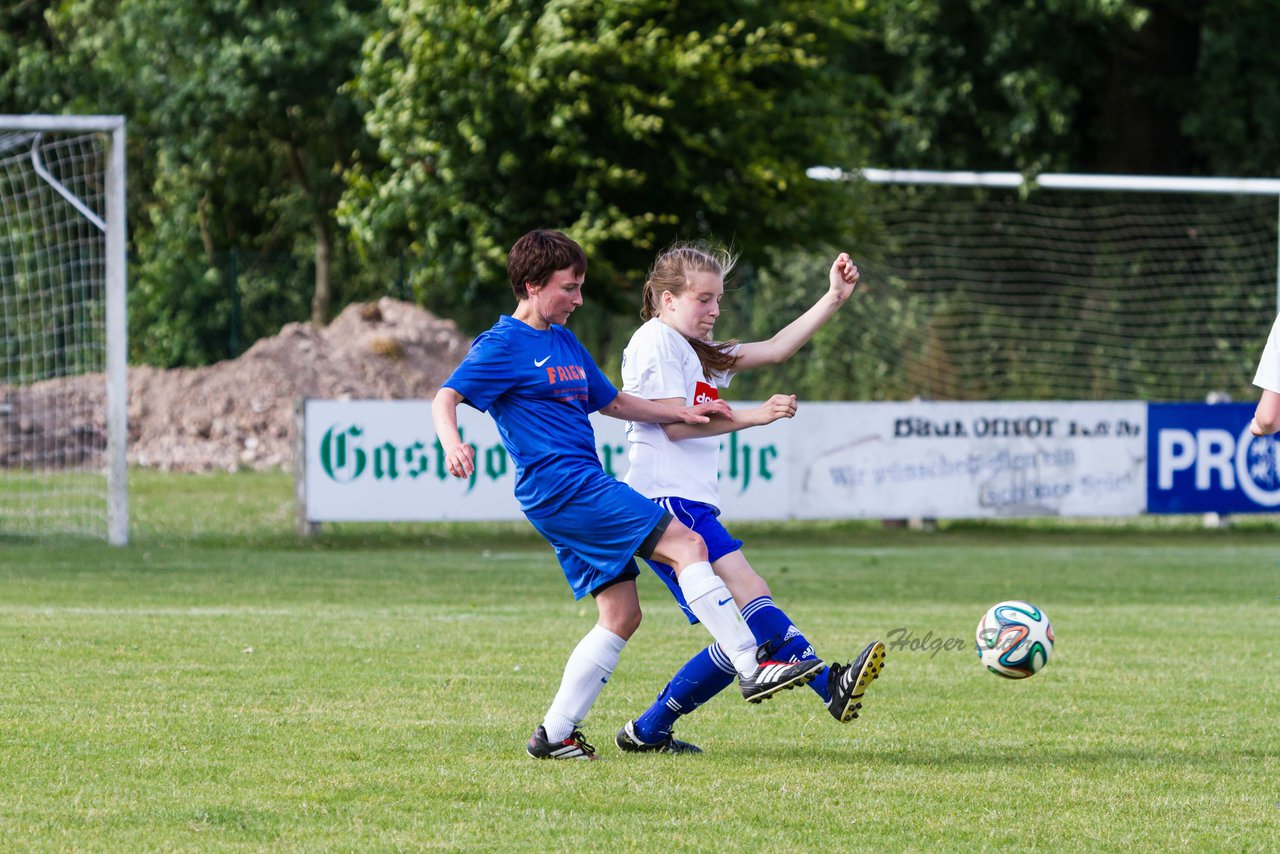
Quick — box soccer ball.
[975,600,1054,679]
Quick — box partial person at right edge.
[1250,314,1280,436]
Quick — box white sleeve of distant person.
[1254,315,1280,393]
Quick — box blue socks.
[632,596,828,743]
[633,644,735,742]
[742,596,829,704]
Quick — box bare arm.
[599,390,733,425]
[659,394,797,440]
[1251,389,1280,436]
[432,387,476,478]
[733,253,861,371]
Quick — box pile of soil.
[0,298,473,472]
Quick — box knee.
[659,526,708,567]
[741,572,771,601]
[601,604,642,640]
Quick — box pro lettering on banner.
[1147,402,1280,513]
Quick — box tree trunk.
[1092,1,1207,174]
[280,139,335,325]
[311,216,333,327]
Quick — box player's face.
[662,271,724,340]
[526,267,584,328]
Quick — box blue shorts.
[643,497,744,625]
[525,472,668,600]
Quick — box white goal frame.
[807,166,1280,312]
[0,115,128,545]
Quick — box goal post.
[0,115,128,544]
[804,166,1280,403]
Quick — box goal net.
[0,116,128,544]
[806,168,1280,403]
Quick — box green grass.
[2,470,1278,851]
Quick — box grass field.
[2,470,1278,851]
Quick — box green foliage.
[874,0,1148,172]
[4,0,387,366]
[5,0,1280,373]
[343,0,876,334]
[1187,0,1280,176]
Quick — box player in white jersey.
[1250,314,1280,436]
[613,242,886,754]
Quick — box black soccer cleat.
[526,725,599,760]
[739,656,825,703]
[826,640,887,723]
[615,720,703,754]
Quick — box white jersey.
[1254,315,1280,393]
[621,317,737,508]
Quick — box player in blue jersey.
[432,229,824,760]
[612,242,886,755]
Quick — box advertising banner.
[302,399,1148,523]
[790,401,1146,519]
[301,399,784,521]
[304,399,525,521]
[1146,402,1280,513]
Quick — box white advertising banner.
[301,399,1146,522]
[790,401,1147,518]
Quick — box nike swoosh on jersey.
[534,355,551,367]
[717,596,733,606]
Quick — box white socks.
[542,625,627,743]
[540,564,758,742]
[677,561,759,678]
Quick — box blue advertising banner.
[1147,402,1280,513]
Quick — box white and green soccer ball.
[975,600,1054,679]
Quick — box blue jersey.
[443,315,619,515]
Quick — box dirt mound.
[1,298,473,472]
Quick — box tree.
[869,0,1280,178]
[1187,0,1280,176]
[4,0,385,365]
[94,0,382,330]
[343,0,878,340]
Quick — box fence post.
[295,397,319,536]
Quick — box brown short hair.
[507,229,588,300]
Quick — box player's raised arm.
[431,387,476,478]
[733,253,861,371]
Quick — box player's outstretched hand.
[829,252,861,304]
[684,399,734,424]
[443,442,475,478]
[751,393,797,426]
